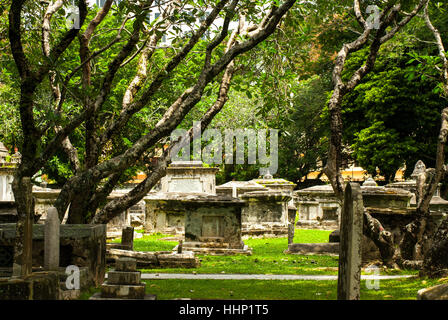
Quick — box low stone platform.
[89,292,156,300]
[107,248,200,268]
[0,271,59,300]
[295,220,339,230]
[242,225,288,237]
[175,242,252,256]
[285,243,339,255]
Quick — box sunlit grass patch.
[142,277,441,300]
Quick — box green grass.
[143,277,445,300]
[110,232,176,251]
[107,229,416,275]
[293,229,332,243]
[86,229,432,300]
[136,230,339,275]
[79,277,443,300]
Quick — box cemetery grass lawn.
[141,277,444,300]
[122,230,416,276]
[79,277,445,300]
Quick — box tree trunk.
[363,210,397,268]
[11,176,34,277]
[421,218,448,278]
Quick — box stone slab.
[157,252,200,268]
[286,243,339,255]
[107,249,157,268]
[100,282,146,299]
[89,292,156,300]
[0,271,59,300]
[107,271,141,285]
[115,257,137,272]
[107,249,200,268]
[178,243,252,256]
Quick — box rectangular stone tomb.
[176,196,252,255]
[240,191,292,236]
[0,223,106,286]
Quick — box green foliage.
[342,22,448,180]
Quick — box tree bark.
[323,0,429,267]
[419,2,448,275]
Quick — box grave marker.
[44,207,60,271]
[121,226,134,251]
[337,182,364,300]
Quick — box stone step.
[108,249,157,268]
[115,257,137,272]
[100,283,146,299]
[107,271,141,285]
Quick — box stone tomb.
[294,179,412,229]
[294,184,342,229]
[175,195,251,255]
[216,177,296,237]
[144,161,219,234]
[240,191,292,236]
[0,223,106,286]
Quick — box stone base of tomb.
[175,242,252,256]
[242,223,288,237]
[0,223,106,286]
[90,257,156,300]
[89,292,157,300]
[295,219,339,230]
[0,271,60,300]
[285,243,339,255]
[107,248,200,268]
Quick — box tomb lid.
[144,193,244,204]
[169,161,204,168]
[385,180,417,188]
[241,190,292,201]
[295,184,411,197]
[216,181,267,190]
[250,177,296,187]
[295,184,335,195]
[250,178,295,185]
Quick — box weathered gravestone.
[44,207,59,271]
[121,226,134,251]
[287,205,297,245]
[337,182,364,300]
